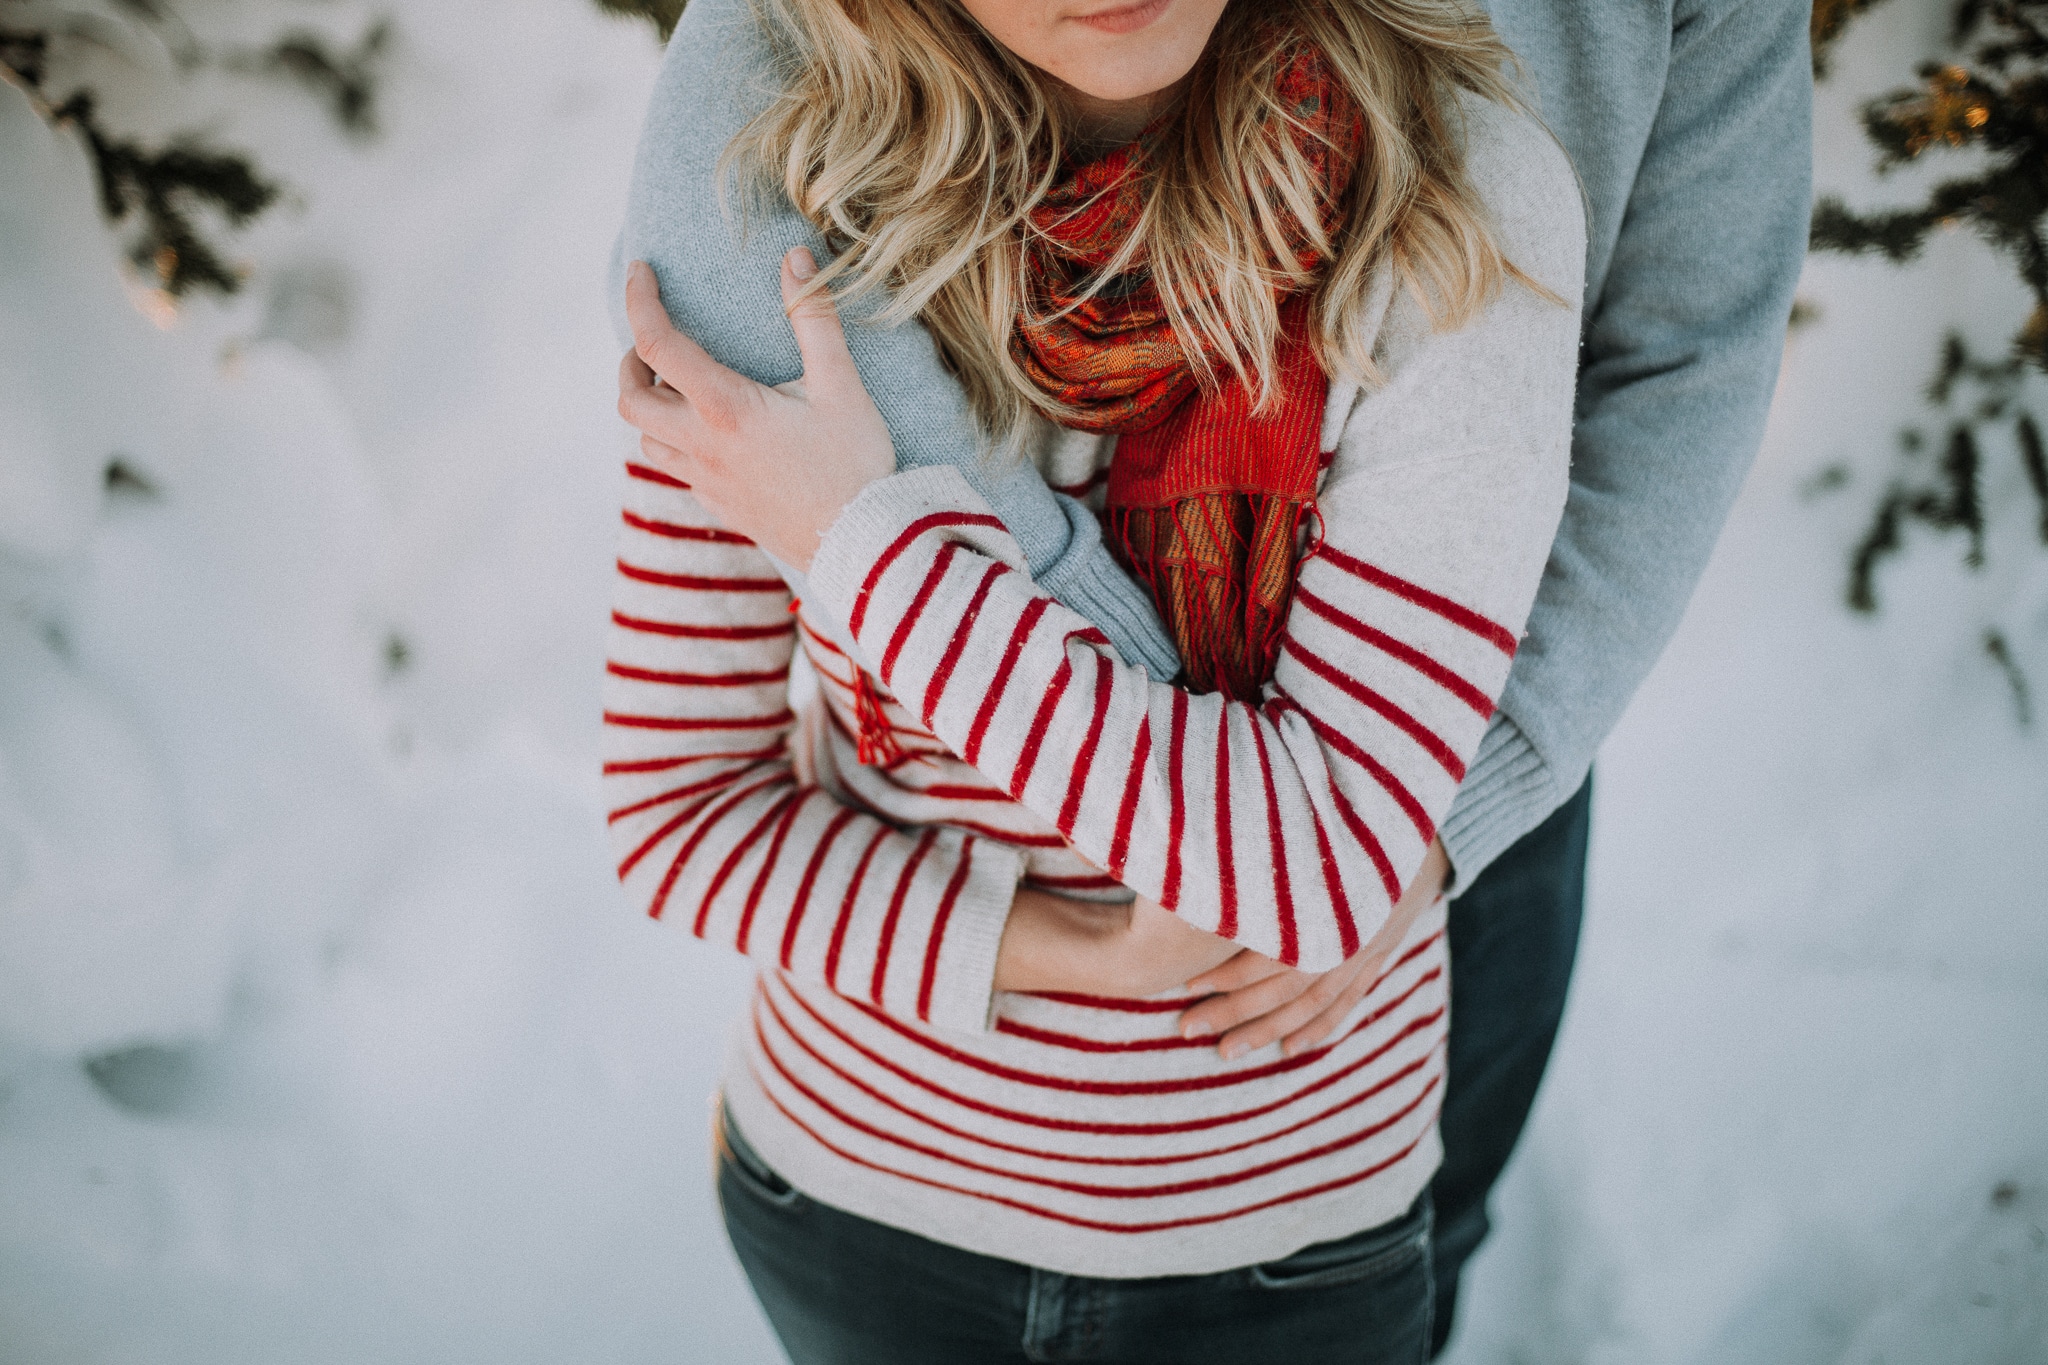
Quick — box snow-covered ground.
[0,1,2041,1361]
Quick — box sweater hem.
[719,1043,1444,1280]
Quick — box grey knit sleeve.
[610,0,1181,680]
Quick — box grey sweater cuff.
[1033,499,1181,680]
[1437,713,1564,892]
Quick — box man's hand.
[1177,840,1450,1059]
[993,891,1239,998]
[617,252,895,570]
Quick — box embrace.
[601,0,1809,1359]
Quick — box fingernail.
[1182,1020,1213,1040]
[629,260,649,280]
[1219,1041,1245,1061]
[789,247,818,281]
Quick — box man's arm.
[613,0,1180,679]
[1439,0,1814,883]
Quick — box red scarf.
[1012,44,1363,700]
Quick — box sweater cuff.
[1438,713,1562,892]
[920,837,1026,1034]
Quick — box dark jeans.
[718,1111,1435,1365]
[1429,775,1591,1355]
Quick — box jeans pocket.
[1247,1197,1432,1292]
[716,1106,804,1210]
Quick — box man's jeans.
[718,1109,1435,1365]
[1429,776,1592,1355]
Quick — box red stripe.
[626,460,689,490]
[1106,714,1150,880]
[840,965,1443,1097]
[649,773,788,922]
[1213,706,1238,941]
[1303,778,1362,958]
[1051,469,1106,498]
[1162,690,1189,910]
[1286,640,1466,781]
[1270,690,1433,845]
[847,512,1007,636]
[922,561,1011,728]
[964,596,1052,766]
[907,782,1014,803]
[1011,653,1074,800]
[621,509,754,544]
[612,610,793,641]
[607,768,748,824]
[879,540,961,688]
[1313,546,1517,656]
[1294,585,1495,718]
[735,789,811,954]
[1247,718,1299,966]
[1056,654,1115,837]
[755,1016,1439,1200]
[933,819,1068,848]
[994,1018,1211,1053]
[824,825,893,990]
[602,744,783,776]
[693,787,799,937]
[915,839,977,1022]
[762,993,1437,1168]
[606,660,789,688]
[1023,990,1191,1014]
[750,1056,1438,1234]
[603,709,793,733]
[870,827,938,1006]
[780,805,859,969]
[616,785,731,880]
[765,970,1440,1134]
[617,559,786,593]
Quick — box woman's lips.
[1071,0,1171,36]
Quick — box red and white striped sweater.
[603,99,1584,1277]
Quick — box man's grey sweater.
[611,0,1812,885]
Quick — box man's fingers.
[624,261,742,420]
[617,348,695,437]
[781,248,859,396]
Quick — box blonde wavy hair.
[729,0,1532,449]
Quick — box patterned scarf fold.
[1012,44,1363,701]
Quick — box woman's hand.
[1177,840,1451,1060]
[616,252,895,570]
[993,891,1240,998]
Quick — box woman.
[604,0,1583,1357]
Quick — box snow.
[0,0,2041,1361]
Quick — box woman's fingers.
[1180,966,1312,1041]
[780,248,860,399]
[1184,949,1288,996]
[1215,973,1349,1060]
[624,261,747,427]
[1278,971,1379,1057]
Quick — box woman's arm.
[603,459,1025,1034]
[616,0,1180,679]
[619,107,1586,974]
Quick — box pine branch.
[228,20,390,138]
